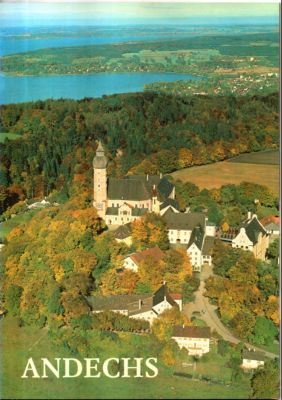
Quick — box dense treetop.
[0,92,279,213]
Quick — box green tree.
[251,359,280,399]
[5,285,23,316]
[250,316,278,345]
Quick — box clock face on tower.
[95,202,104,210]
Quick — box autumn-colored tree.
[228,252,258,285]
[178,148,193,169]
[152,308,187,341]
[264,295,279,325]
[230,310,256,339]
[131,218,148,250]
[138,258,166,292]
[100,268,139,295]
[221,221,230,232]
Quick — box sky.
[0,1,279,27]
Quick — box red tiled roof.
[171,293,182,300]
[260,215,279,226]
[131,246,165,265]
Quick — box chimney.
[138,299,142,309]
[247,211,252,220]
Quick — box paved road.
[184,264,278,360]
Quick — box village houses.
[86,283,182,326]
[231,213,269,260]
[259,215,279,238]
[171,325,211,357]
[93,142,217,271]
[123,246,165,273]
[241,349,265,370]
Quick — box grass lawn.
[0,317,251,399]
[0,210,38,240]
[258,341,280,356]
[191,318,207,327]
[0,132,21,143]
[171,160,279,195]
[174,345,233,383]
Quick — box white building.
[241,350,265,369]
[162,209,215,272]
[259,215,279,237]
[92,142,176,224]
[123,246,165,273]
[172,325,211,357]
[187,228,215,272]
[231,213,269,260]
[86,283,182,325]
[113,223,133,246]
[162,209,207,245]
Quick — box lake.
[0,27,201,104]
[0,72,201,104]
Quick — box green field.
[0,317,251,399]
[171,151,279,195]
[0,211,38,240]
[0,132,21,143]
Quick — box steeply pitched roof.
[108,178,151,201]
[152,283,178,308]
[162,209,206,231]
[202,236,215,256]
[107,175,174,202]
[160,198,180,211]
[187,226,205,250]
[113,223,132,239]
[130,246,165,266]
[157,177,174,201]
[93,142,108,169]
[172,325,211,339]
[244,217,267,244]
[242,350,265,362]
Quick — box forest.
[0,91,279,213]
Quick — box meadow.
[0,132,21,143]
[0,317,251,399]
[0,210,38,241]
[171,151,279,195]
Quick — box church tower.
[93,141,108,218]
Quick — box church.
[93,142,176,225]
